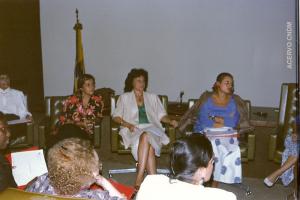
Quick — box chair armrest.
[247,131,256,160]
[26,122,34,145]
[268,133,278,160]
[37,116,50,149]
[93,124,101,148]
[162,123,176,143]
[111,120,120,152]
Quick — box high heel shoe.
[263,177,279,187]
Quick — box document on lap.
[11,149,48,186]
[204,127,238,137]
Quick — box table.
[167,102,188,121]
[250,106,278,128]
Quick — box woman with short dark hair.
[56,74,104,135]
[113,68,178,189]
[136,134,236,200]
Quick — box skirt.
[209,137,242,184]
[119,123,170,161]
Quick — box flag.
[73,9,85,93]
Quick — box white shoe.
[263,177,278,187]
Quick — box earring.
[198,177,205,185]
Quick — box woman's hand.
[170,120,178,128]
[213,116,224,127]
[95,175,126,199]
[125,122,136,132]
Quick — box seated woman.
[178,72,252,187]
[26,137,125,200]
[112,68,178,189]
[136,134,236,200]
[56,74,104,136]
[0,112,17,191]
[264,108,299,199]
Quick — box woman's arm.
[112,116,136,132]
[160,115,178,128]
[95,175,126,199]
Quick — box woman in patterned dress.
[57,74,104,135]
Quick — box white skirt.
[209,137,242,184]
[119,123,170,161]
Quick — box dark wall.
[0,0,44,112]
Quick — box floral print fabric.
[58,94,104,134]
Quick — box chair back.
[44,96,68,128]
[276,83,297,152]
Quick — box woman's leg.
[135,132,150,187]
[146,146,156,174]
[266,155,298,183]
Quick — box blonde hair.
[47,138,100,195]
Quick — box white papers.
[11,150,48,186]
[204,127,238,137]
[7,118,31,125]
[204,127,233,132]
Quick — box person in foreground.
[136,134,236,200]
[112,68,178,189]
[0,112,17,191]
[26,137,125,200]
[178,72,252,188]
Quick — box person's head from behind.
[0,112,10,150]
[0,74,10,90]
[48,124,90,149]
[212,72,234,95]
[170,134,214,185]
[77,74,96,96]
[124,68,148,92]
[47,137,101,195]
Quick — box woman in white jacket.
[112,68,178,189]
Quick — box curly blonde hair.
[47,138,100,195]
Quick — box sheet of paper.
[11,149,48,186]
[7,118,30,125]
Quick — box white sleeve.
[155,95,167,121]
[17,91,31,119]
[112,95,124,118]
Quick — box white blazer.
[112,91,168,148]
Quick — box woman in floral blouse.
[57,74,104,135]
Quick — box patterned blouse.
[26,173,122,200]
[57,94,104,134]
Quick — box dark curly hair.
[124,68,148,92]
[212,72,234,93]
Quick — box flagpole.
[73,9,86,93]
